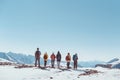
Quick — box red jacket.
[51,54,55,60]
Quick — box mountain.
[0,52,35,64]
[7,52,35,64]
[95,58,120,69]
[107,58,120,69]
[0,52,14,61]
[107,58,119,63]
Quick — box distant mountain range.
[0,52,35,64]
[0,52,107,67]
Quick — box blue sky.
[0,0,120,61]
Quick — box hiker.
[73,53,78,69]
[65,53,71,69]
[35,48,41,67]
[56,51,61,68]
[43,52,48,67]
[50,53,56,68]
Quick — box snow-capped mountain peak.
[107,58,119,64]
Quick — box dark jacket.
[56,51,61,61]
[35,51,41,59]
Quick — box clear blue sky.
[0,0,120,61]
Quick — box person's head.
[52,53,54,55]
[75,53,77,56]
[58,51,60,54]
[45,52,47,54]
[68,53,70,55]
[37,48,39,51]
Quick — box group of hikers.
[35,48,78,69]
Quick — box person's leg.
[59,61,60,68]
[53,60,55,67]
[51,60,54,68]
[76,61,77,69]
[38,58,40,67]
[45,61,47,67]
[57,61,60,68]
[74,61,75,69]
[35,58,37,67]
[44,60,45,67]
[57,61,59,68]
[67,62,69,68]
[51,60,53,67]
[68,62,70,68]
[75,61,77,69]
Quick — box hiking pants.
[51,60,55,68]
[57,61,60,68]
[44,61,47,67]
[74,60,77,69]
[35,58,40,67]
[67,62,70,68]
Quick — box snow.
[0,58,12,63]
[107,58,120,68]
[110,59,120,65]
[0,65,120,80]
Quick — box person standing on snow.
[56,51,61,68]
[73,53,78,69]
[43,52,48,67]
[35,48,41,67]
[65,53,71,69]
[50,53,56,68]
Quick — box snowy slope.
[0,66,120,80]
[0,58,15,65]
[0,58,11,63]
[108,58,119,63]
[107,58,120,68]
[96,58,120,69]
[0,52,14,61]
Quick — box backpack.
[73,55,77,61]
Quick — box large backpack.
[73,55,77,61]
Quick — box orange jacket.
[66,55,71,62]
[43,53,48,61]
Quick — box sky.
[0,0,120,61]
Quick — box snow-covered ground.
[0,65,120,80]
